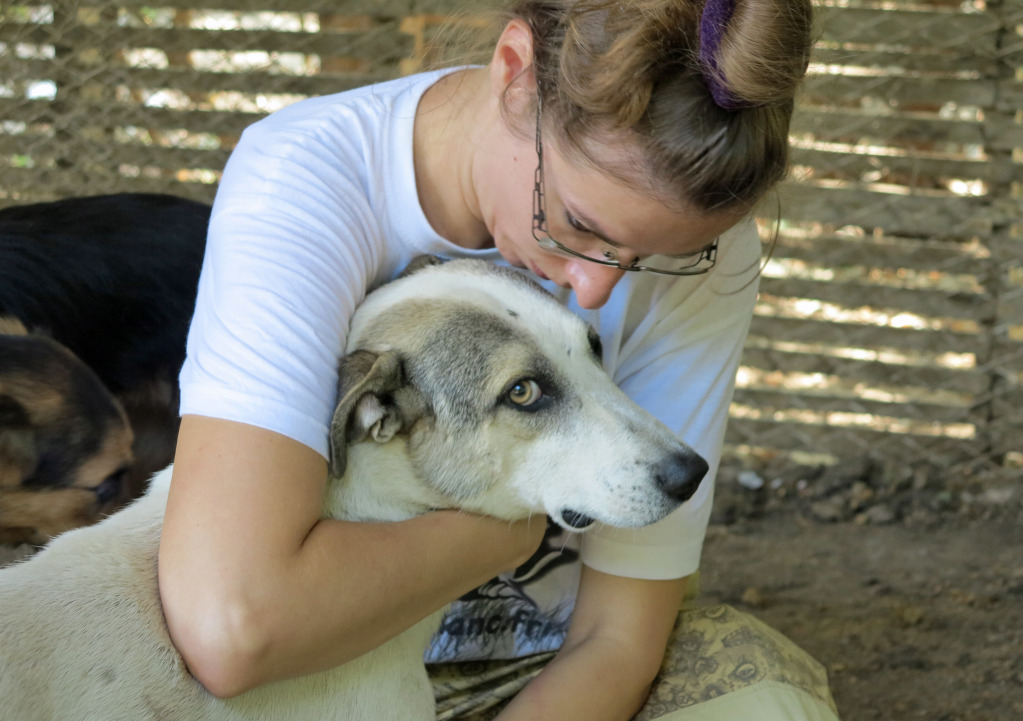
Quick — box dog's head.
[0,318,134,544]
[328,258,708,532]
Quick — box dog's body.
[0,258,707,721]
[0,193,209,540]
[0,472,447,721]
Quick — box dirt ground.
[705,465,1023,721]
[2,469,1020,721]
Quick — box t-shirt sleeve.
[579,222,760,580]
[178,113,384,459]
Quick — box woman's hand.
[493,566,687,721]
[158,415,545,698]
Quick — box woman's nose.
[565,260,627,309]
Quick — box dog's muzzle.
[555,450,709,533]
[655,450,709,503]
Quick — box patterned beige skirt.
[430,604,840,721]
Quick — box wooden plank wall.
[0,0,1020,486]
[0,0,444,201]
[729,0,1022,488]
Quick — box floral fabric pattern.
[430,604,838,721]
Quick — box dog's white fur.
[0,258,707,721]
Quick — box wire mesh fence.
[1,0,1020,503]
[733,0,1023,507]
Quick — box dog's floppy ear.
[397,254,445,279]
[328,349,425,477]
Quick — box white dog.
[0,257,708,721]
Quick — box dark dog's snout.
[655,451,709,503]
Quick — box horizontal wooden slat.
[791,109,1023,154]
[774,182,1002,238]
[0,98,264,139]
[0,133,232,166]
[725,417,986,464]
[67,0,458,14]
[102,143,231,172]
[97,105,262,137]
[811,47,1008,76]
[2,57,393,97]
[758,276,992,321]
[748,315,981,356]
[732,388,978,426]
[0,165,219,203]
[789,146,1017,185]
[0,23,410,60]
[739,345,989,396]
[800,74,998,108]
[816,6,1001,50]
[765,234,985,274]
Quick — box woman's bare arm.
[493,566,686,721]
[158,414,545,698]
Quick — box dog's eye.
[94,469,127,505]
[507,379,543,407]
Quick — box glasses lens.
[535,228,718,275]
[535,234,620,266]
[635,245,717,274]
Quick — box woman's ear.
[489,19,535,104]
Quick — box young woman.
[158,1,837,719]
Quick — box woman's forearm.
[163,512,540,697]
[494,635,658,721]
[158,416,543,698]
[494,568,687,721]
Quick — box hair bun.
[703,0,814,109]
[699,0,743,109]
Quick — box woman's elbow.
[159,581,271,698]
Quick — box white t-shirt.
[179,68,761,662]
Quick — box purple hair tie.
[699,0,742,110]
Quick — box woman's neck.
[413,68,493,250]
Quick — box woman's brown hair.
[512,0,815,214]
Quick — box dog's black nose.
[655,451,709,503]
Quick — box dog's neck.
[324,439,449,523]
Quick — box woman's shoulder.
[245,69,459,137]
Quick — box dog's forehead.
[349,261,590,352]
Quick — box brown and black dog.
[0,193,209,542]
[0,318,134,545]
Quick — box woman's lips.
[527,259,550,281]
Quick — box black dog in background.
[0,193,209,543]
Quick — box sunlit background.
[1,0,1020,510]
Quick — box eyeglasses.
[531,96,718,276]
